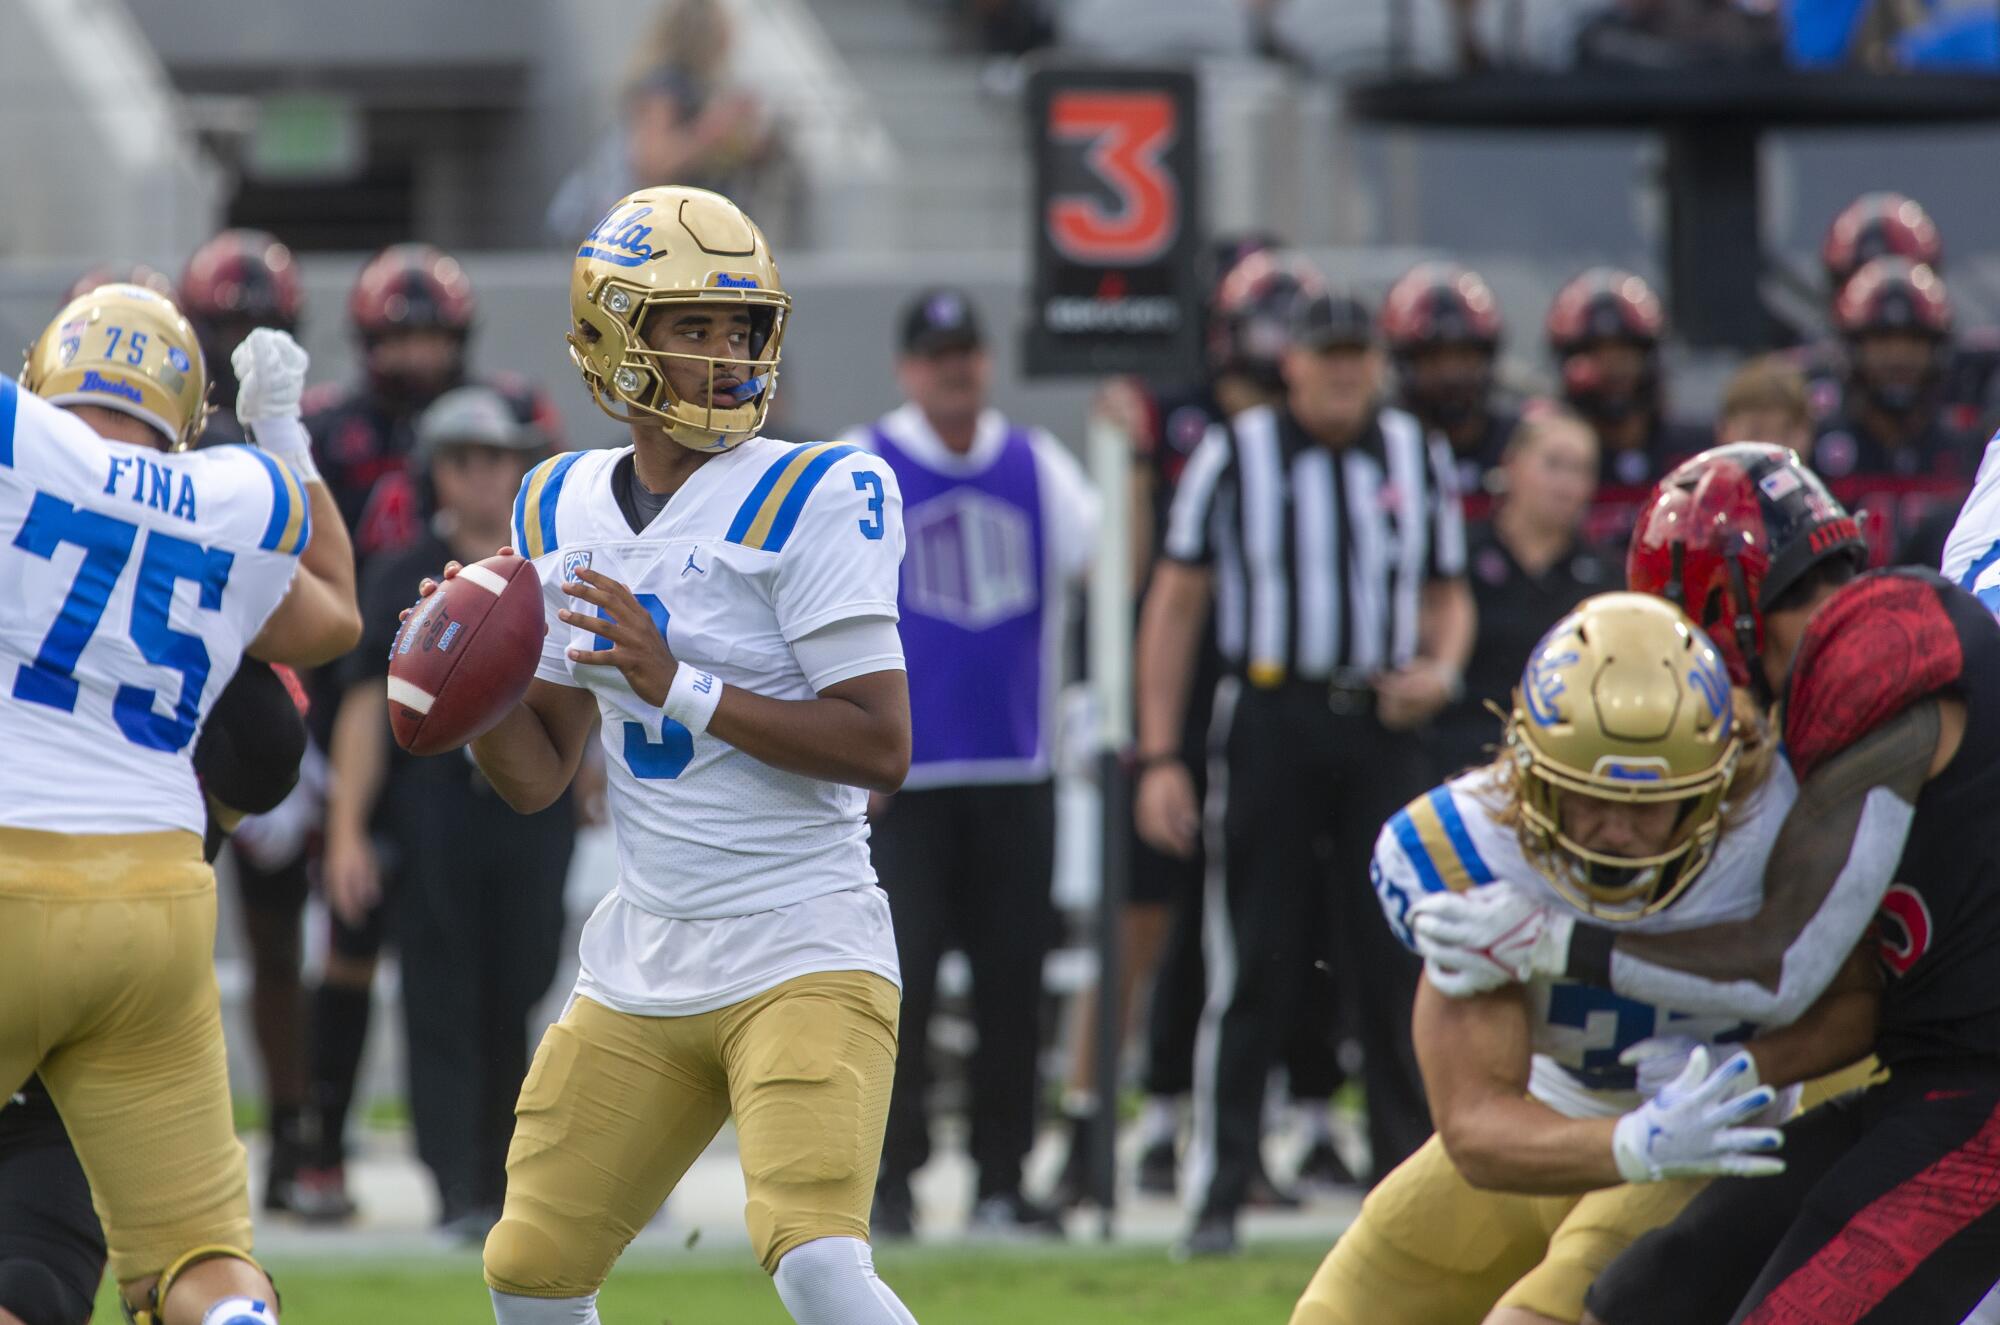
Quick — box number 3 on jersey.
[854,470,885,540]
[12,491,232,753]
[594,591,694,779]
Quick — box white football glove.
[1410,883,1574,997]
[232,327,319,481]
[1621,1036,1801,1128]
[1611,1046,1785,1183]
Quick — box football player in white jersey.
[1941,425,2000,615]
[1289,594,1881,1325]
[411,187,918,1325]
[0,283,360,1325]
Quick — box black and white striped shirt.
[1163,404,1467,685]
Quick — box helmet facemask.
[1508,712,1740,921]
[570,276,787,454]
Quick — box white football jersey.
[1941,427,2000,614]
[1371,758,1800,1118]
[0,379,307,835]
[514,437,904,924]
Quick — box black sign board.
[1023,66,1203,380]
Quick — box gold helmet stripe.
[725,442,861,552]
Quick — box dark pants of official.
[387,775,573,1221]
[1588,1061,2000,1325]
[874,780,1057,1203]
[1189,680,1432,1221]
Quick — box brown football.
[386,552,544,756]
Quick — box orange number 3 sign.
[1048,91,1181,266]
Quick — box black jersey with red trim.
[303,372,562,571]
[1785,568,2000,1068]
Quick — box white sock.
[773,1237,918,1325]
[1138,1096,1178,1146]
[490,1290,601,1324]
[203,1299,278,1325]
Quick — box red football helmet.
[1822,192,1942,294]
[1832,256,1953,340]
[349,242,475,341]
[1547,267,1666,423]
[1381,262,1503,354]
[1206,250,1326,385]
[182,229,304,330]
[1627,443,1866,693]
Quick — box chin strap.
[123,1246,275,1325]
[1722,551,1772,709]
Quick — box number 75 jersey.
[515,436,905,921]
[0,381,309,835]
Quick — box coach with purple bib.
[846,288,1099,1240]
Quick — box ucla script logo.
[1687,647,1730,732]
[1524,647,1580,727]
[578,205,657,267]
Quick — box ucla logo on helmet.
[578,204,657,268]
[713,273,759,289]
[80,370,144,404]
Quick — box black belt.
[1248,667,1378,716]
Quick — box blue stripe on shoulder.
[1389,809,1446,895]
[726,447,798,544]
[764,444,861,551]
[537,451,586,557]
[0,378,16,467]
[511,459,539,552]
[1429,786,1494,885]
[242,446,293,551]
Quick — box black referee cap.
[1293,288,1376,351]
[899,287,985,355]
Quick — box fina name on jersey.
[0,381,310,835]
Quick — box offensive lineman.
[0,285,360,1324]
[1291,593,1880,1325]
[418,187,922,1325]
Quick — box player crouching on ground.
[409,186,923,1325]
[1,284,360,1325]
[1289,593,1881,1325]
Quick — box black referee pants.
[1188,680,1432,1221]
[388,776,573,1221]
[874,780,1058,1202]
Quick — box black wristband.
[1567,922,1615,987]
[1134,751,1183,774]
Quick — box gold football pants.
[0,827,252,1286]
[484,968,900,1296]
[1290,1133,1706,1325]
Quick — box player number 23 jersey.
[514,437,905,920]
[0,380,308,835]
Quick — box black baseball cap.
[899,287,985,355]
[1293,288,1376,352]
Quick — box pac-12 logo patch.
[561,551,593,583]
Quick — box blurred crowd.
[57,178,1991,1253]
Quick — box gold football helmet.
[22,283,210,450]
[567,186,790,453]
[1507,591,1741,921]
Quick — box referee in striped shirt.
[1135,287,1474,1256]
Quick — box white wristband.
[245,417,322,485]
[664,665,723,737]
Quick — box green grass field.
[95,1242,1328,1324]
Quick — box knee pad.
[0,1259,84,1325]
[123,1246,270,1325]
[484,1218,594,1298]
